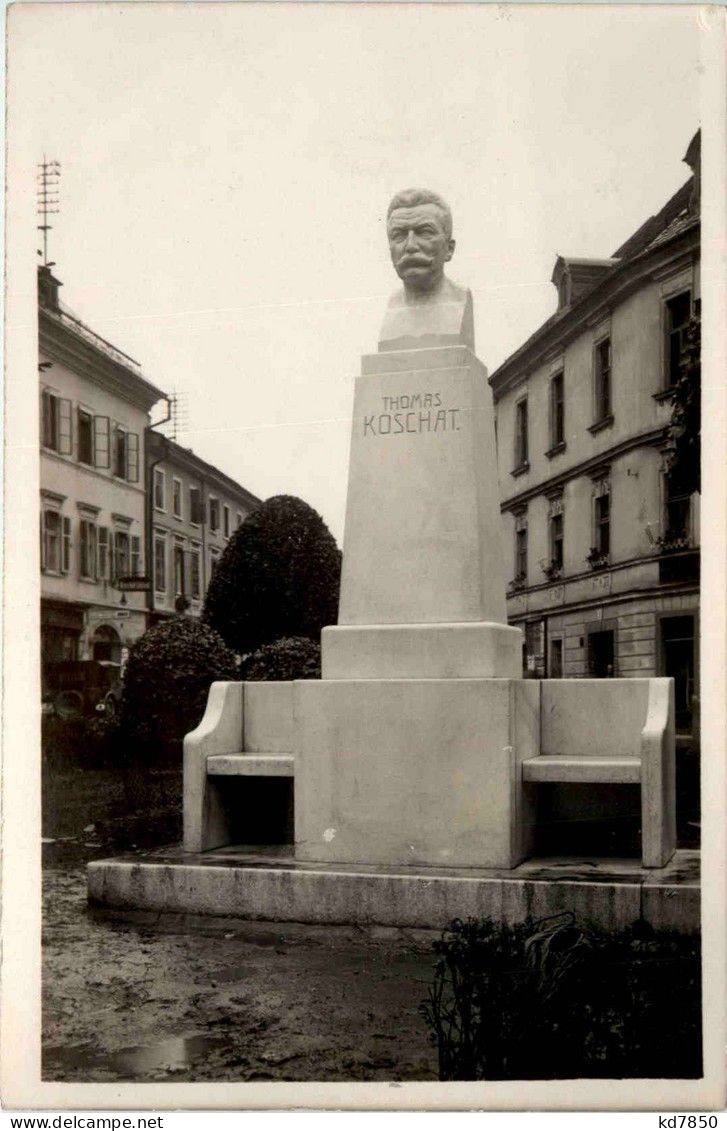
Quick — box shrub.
[421,913,701,1080]
[119,615,238,762]
[203,495,341,656]
[42,712,119,771]
[241,636,321,681]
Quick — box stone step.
[206,753,295,778]
[522,755,641,784]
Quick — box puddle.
[44,1034,230,1079]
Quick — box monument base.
[295,677,539,870]
[87,846,700,935]
[321,622,522,680]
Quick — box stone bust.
[379,188,474,352]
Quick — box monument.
[88,190,683,932]
[295,188,533,869]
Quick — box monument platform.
[87,845,700,935]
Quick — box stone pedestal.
[336,345,506,629]
[295,678,538,870]
[296,339,530,870]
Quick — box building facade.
[489,133,700,747]
[39,266,166,664]
[146,431,261,621]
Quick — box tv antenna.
[168,392,190,442]
[37,157,61,265]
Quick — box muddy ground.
[42,765,440,1082]
[42,844,439,1083]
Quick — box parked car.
[41,660,122,719]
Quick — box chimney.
[684,129,700,216]
[38,264,62,310]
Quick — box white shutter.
[61,516,71,574]
[98,527,109,579]
[131,535,141,576]
[127,432,139,483]
[94,416,110,468]
[58,399,72,455]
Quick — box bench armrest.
[183,681,243,852]
[640,677,676,867]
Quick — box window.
[549,512,564,570]
[113,427,139,482]
[209,547,220,580]
[595,492,610,557]
[594,338,611,423]
[514,398,528,469]
[588,629,615,678]
[77,409,94,465]
[154,535,167,593]
[41,510,60,572]
[660,615,696,733]
[209,497,220,532]
[515,527,527,581]
[223,505,230,538]
[664,471,691,545]
[98,527,110,580]
[41,391,72,454]
[664,290,691,388]
[114,530,130,581]
[513,510,527,584]
[549,372,565,450]
[153,468,166,511]
[172,478,182,519]
[41,510,71,574]
[131,535,141,577]
[189,487,203,526]
[79,519,97,580]
[236,512,243,529]
[190,545,201,601]
[174,544,186,597]
[114,428,128,479]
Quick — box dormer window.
[551,256,620,311]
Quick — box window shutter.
[40,392,49,447]
[58,399,72,455]
[79,519,87,578]
[109,531,116,583]
[61,516,71,574]
[127,433,139,483]
[94,416,110,468]
[90,523,98,580]
[98,527,108,579]
[40,513,46,570]
[131,535,141,576]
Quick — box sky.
[10,3,701,541]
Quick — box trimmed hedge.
[119,615,238,760]
[203,495,341,656]
[421,913,701,1080]
[241,636,321,681]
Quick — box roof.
[38,267,167,407]
[147,429,262,510]
[489,162,699,394]
[610,177,692,262]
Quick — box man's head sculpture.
[386,188,455,297]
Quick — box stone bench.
[184,676,676,869]
[521,678,676,868]
[183,681,295,853]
